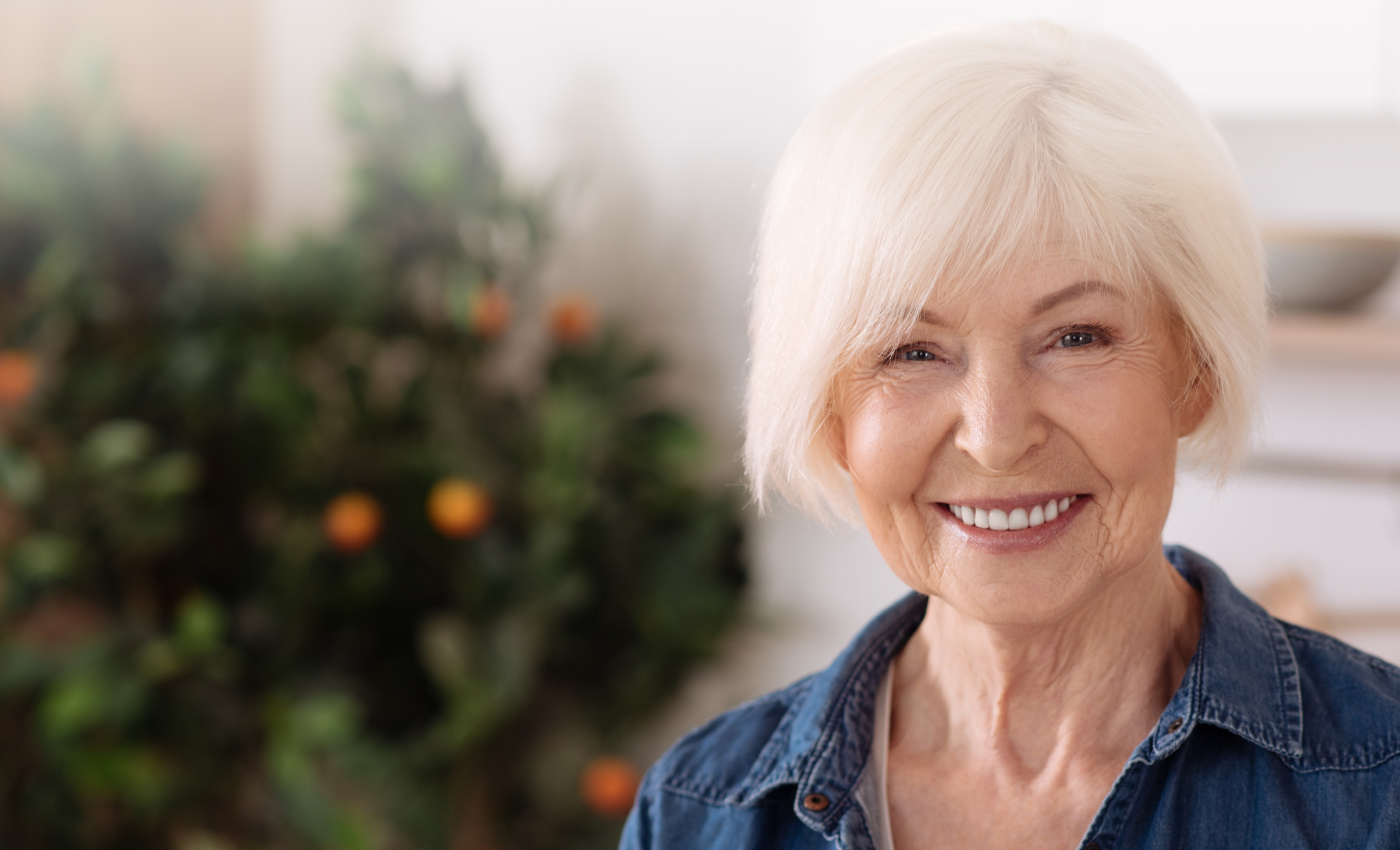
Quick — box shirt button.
[1167,718,1184,733]
[802,792,830,812]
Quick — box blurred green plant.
[0,59,746,850]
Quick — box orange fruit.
[427,478,492,539]
[580,755,641,818]
[0,350,38,405]
[322,491,382,554]
[469,287,511,339]
[548,296,596,346]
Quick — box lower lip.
[940,497,1089,554]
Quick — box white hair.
[745,21,1267,522]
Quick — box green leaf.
[137,638,182,681]
[174,594,223,656]
[0,440,44,504]
[38,668,142,741]
[69,745,175,813]
[418,612,473,688]
[9,532,81,582]
[79,419,155,472]
[139,452,199,499]
[285,693,360,750]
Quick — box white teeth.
[949,496,1080,531]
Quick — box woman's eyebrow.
[916,309,952,327]
[1032,280,1124,315]
[911,280,1123,327]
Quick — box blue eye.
[900,349,937,362]
[1058,331,1096,348]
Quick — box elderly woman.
[622,21,1400,850]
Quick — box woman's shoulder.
[1173,544,1400,771]
[622,592,928,850]
[619,675,834,850]
[642,591,927,802]
[643,674,820,804]
[1279,619,1400,769]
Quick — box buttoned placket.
[793,607,923,850]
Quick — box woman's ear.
[1175,368,1215,438]
[1168,316,1214,439]
[825,412,851,473]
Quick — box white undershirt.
[853,663,896,850]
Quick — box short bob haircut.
[745,21,1268,522]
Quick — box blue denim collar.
[729,545,1303,839]
[1146,546,1303,761]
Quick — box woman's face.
[831,254,1208,625]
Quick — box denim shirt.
[621,546,1400,849]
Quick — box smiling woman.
[832,255,1202,627]
[620,20,1400,850]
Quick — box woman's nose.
[952,358,1049,472]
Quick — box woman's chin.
[947,587,1095,628]
[921,507,1116,626]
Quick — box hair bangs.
[837,110,1159,374]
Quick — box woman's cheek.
[1053,366,1180,494]
[843,384,947,499]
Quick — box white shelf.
[1269,314,1400,364]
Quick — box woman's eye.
[899,348,938,362]
[1057,331,1097,348]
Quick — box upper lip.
[937,492,1082,512]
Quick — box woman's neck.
[892,549,1202,779]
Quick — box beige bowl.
[1263,229,1400,311]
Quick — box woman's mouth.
[937,494,1088,553]
[943,495,1080,531]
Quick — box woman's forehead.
[906,252,1141,319]
[922,279,1130,326]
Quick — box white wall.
[256,0,394,236]
[0,0,260,242]
[259,0,1400,757]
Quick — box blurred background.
[2,1,1400,848]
